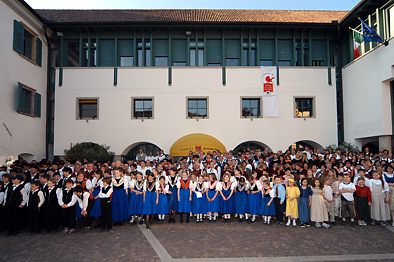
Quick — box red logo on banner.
[263,74,275,94]
[195,145,202,151]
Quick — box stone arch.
[122,142,162,160]
[289,140,324,151]
[233,141,273,153]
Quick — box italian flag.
[353,30,363,59]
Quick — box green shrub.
[64,142,114,163]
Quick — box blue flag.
[359,18,383,43]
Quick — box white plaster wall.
[342,38,394,148]
[0,0,48,164]
[54,66,337,155]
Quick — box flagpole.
[348,27,363,35]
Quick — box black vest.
[29,190,40,209]
[9,184,24,207]
[62,188,73,204]
[46,188,58,207]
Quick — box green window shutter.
[34,93,41,118]
[16,82,24,112]
[260,39,274,60]
[277,40,292,61]
[36,38,42,66]
[13,20,24,53]
[172,39,187,63]
[206,39,222,65]
[153,39,169,57]
[225,39,240,59]
[311,40,326,62]
[98,39,115,67]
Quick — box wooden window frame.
[131,97,154,119]
[186,97,209,119]
[76,98,99,120]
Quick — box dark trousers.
[62,205,76,229]
[0,206,5,231]
[100,199,112,230]
[79,200,94,228]
[274,197,285,222]
[6,206,23,235]
[45,204,59,232]
[355,197,370,223]
[29,207,41,233]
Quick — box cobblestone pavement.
[0,219,393,262]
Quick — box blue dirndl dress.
[111,179,129,222]
[128,181,144,216]
[142,182,157,215]
[299,186,312,224]
[156,191,169,215]
[234,187,248,215]
[261,193,276,216]
[221,185,234,214]
[192,183,207,214]
[177,181,191,213]
[207,188,221,213]
[89,186,102,218]
[248,185,262,215]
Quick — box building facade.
[0,0,48,164]
[0,0,393,162]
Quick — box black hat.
[13,173,25,181]
[62,167,72,174]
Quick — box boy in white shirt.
[339,174,356,224]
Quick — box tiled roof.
[36,9,347,25]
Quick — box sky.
[25,0,361,10]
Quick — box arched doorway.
[122,142,162,161]
[233,141,272,153]
[362,141,379,154]
[289,140,324,151]
[170,133,226,156]
[18,153,34,162]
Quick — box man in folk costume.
[207,161,220,181]
[7,174,28,235]
[84,163,95,180]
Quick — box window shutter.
[36,38,42,66]
[13,20,24,53]
[16,82,24,112]
[34,93,41,118]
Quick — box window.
[187,98,208,118]
[132,98,153,118]
[242,41,256,66]
[154,56,168,67]
[16,83,41,117]
[77,98,98,120]
[190,41,204,66]
[294,97,314,118]
[226,58,239,66]
[120,56,134,67]
[173,62,186,66]
[278,60,291,66]
[137,40,151,66]
[13,20,42,66]
[389,5,394,38]
[66,40,80,67]
[260,60,273,66]
[312,60,324,66]
[241,98,261,117]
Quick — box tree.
[64,142,114,163]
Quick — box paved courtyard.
[0,220,393,262]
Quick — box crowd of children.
[0,146,393,235]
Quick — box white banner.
[261,66,278,117]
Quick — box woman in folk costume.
[192,175,207,222]
[285,178,300,226]
[383,166,394,227]
[207,173,221,222]
[310,179,330,228]
[177,171,192,223]
[142,171,157,229]
[167,167,179,223]
[248,171,263,223]
[298,178,313,227]
[370,171,391,226]
[220,172,235,222]
[261,178,275,224]
[156,176,169,223]
[234,176,249,222]
[129,172,144,225]
[111,168,129,225]
[75,172,92,225]
[89,171,104,220]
